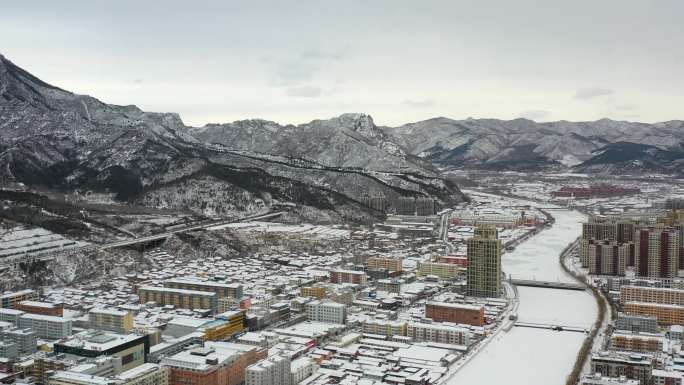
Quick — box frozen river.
[446,209,596,385]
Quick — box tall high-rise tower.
[466,226,502,298]
[635,226,680,278]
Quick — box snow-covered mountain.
[384,117,684,173]
[189,113,429,172]
[2,50,682,223]
[0,54,463,222]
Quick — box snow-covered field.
[0,226,83,259]
[208,221,351,238]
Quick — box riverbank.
[446,202,595,385]
[559,240,613,385]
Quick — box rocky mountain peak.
[329,113,381,140]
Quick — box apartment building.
[299,286,327,300]
[245,355,292,385]
[15,300,63,317]
[407,322,471,345]
[0,290,36,309]
[623,301,684,326]
[138,286,217,311]
[18,313,72,339]
[621,286,684,306]
[417,261,460,280]
[580,218,637,268]
[0,308,24,325]
[583,218,636,244]
[587,241,633,276]
[651,369,683,385]
[580,373,639,385]
[366,257,402,272]
[610,332,664,353]
[161,342,266,385]
[361,319,407,338]
[591,352,654,385]
[376,279,402,293]
[329,270,367,286]
[466,226,502,298]
[48,363,170,385]
[635,227,680,278]
[164,278,244,299]
[305,301,346,324]
[0,339,18,359]
[615,313,658,334]
[31,354,72,385]
[1,328,37,354]
[89,308,134,333]
[425,301,486,327]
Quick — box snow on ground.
[208,221,351,238]
[0,225,84,258]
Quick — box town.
[0,174,681,385]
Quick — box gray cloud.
[574,87,614,100]
[401,99,436,108]
[286,85,323,98]
[518,109,551,121]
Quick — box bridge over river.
[509,279,585,291]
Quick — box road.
[99,211,286,250]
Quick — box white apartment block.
[17,313,72,339]
[407,322,472,346]
[291,357,317,384]
[305,300,346,324]
[246,355,292,385]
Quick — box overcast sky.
[2,1,683,127]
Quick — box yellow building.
[1,289,36,309]
[366,257,403,272]
[417,261,461,279]
[89,308,134,333]
[201,310,246,341]
[138,286,217,311]
[300,286,327,299]
[361,319,407,337]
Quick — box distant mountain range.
[385,117,684,174]
[191,114,684,175]
[1,53,682,222]
[0,54,462,222]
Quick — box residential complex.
[425,301,486,326]
[417,261,460,279]
[138,286,217,311]
[17,313,72,340]
[164,278,244,299]
[635,227,680,278]
[328,270,367,286]
[245,354,291,385]
[89,308,135,333]
[305,301,346,324]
